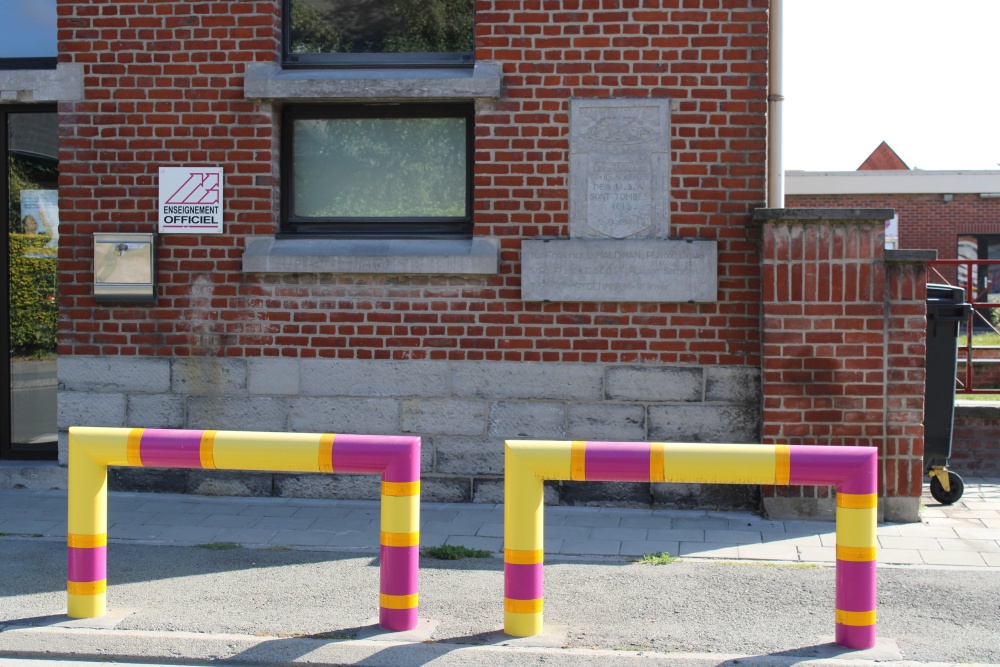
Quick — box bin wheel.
[929,471,964,505]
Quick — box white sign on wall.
[158,167,224,234]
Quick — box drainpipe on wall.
[767,0,784,208]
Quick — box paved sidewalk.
[1,477,998,568]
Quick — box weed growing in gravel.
[634,551,677,565]
[423,544,493,560]
[195,542,241,550]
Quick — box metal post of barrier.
[503,440,878,650]
[67,427,421,631]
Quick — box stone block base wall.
[951,402,1000,476]
[58,357,761,508]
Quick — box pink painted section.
[505,563,543,601]
[380,545,419,596]
[380,606,418,632]
[585,442,651,481]
[836,559,876,611]
[836,623,876,650]
[140,429,204,469]
[789,446,878,494]
[332,435,420,482]
[67,546,106,583]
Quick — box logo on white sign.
[158,167,224,234]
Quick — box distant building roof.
[857,141,910,171]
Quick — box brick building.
[1,1,927,520]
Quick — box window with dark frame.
[0,1,57,70]
[283,0,474,68]
[280,104,474,238]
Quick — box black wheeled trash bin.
[924,283,973,505]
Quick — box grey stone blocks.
[58,356,762,508]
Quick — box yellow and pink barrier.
[66,426,421,631]
[503,440,878,650]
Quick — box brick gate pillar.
[753,209,930,522]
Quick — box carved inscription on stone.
[521,239,718,303]
[569,99,670,239]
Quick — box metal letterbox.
[93,233,157,304]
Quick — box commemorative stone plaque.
[569,98,670,239]
[521,239,718,303]
[521,97,718,303]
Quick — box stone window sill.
[241,236,500,275]
[0,64,83,102]
[243,62,503,102]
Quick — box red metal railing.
[927,259,1000,395]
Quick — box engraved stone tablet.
[521,239,717,303]
[569,99,670,239]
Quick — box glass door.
[2,106,58,459]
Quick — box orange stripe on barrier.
[200,430,217,469]
[505,598,543,614]
[505,549,544,565]
[126,428,144,467]
[837,493,878,509]
[380,593,418,610]
[382,481,420,497]
[571,441,586,481]
[67,533,107,548]
[68,580,106,596]
[775,444,791,485]
[649,442,665,483]
[319,434,335,473]
[836,609,876,626]
[380,531,420,547]
[837,545,877,562]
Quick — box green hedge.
[8,234,57,357]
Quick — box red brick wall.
[759,217,925,502]
[57,0,769,364]
[787,193,1000,261]
[952,407,1000,475]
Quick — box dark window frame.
[281,0,474,69]
[280,103,475,239]
[0,57,58,71]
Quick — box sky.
[783,0,1000,172]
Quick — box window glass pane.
[293,117,467,219]
[0,0,57,59]
[289,0,473,55]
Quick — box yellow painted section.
[67,533,107,548]
[570,441,586,480]
[505,549,544,565]
[200,430,217,469]
[381,531,420,547]
[662,444,778,484]
[67,435,111,539]
[505,441,573,481]
[380,494,419,535]
[837,545,877,562]
[836,506,878,548]
[505,610,543,637]
[382,481,420,497]
[126,428,144,466]
[67,580,107,596]
[837,492,878,509]
[836,609,877,626]
[319,433,335,473]
[68,592,106,618]
[649,442,665,483]
[504,445,546,553]
[380,593,418,610]
[212,431,323,472]
[505,597,543,614]
[775,444,791,485]
[68,427,131,467]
